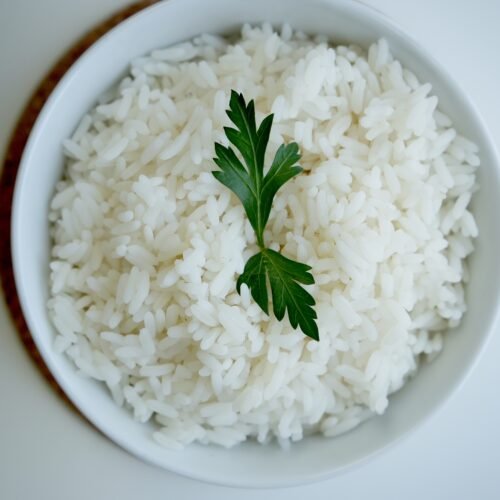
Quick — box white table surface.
[1,0,499,498]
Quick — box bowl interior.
[12,0,500,488]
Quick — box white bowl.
[12,0,500,488]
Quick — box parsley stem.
[257,233,265,249]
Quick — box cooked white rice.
[48,24,479,448]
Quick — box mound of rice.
[48,24,479,449]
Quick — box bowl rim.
[11,0,500,488]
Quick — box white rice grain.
[48,26,479,450]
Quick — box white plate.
[11,0,500,488]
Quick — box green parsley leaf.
[237,249,319,341]
[213,90,319,340]
[236,251,269,314]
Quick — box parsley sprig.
[212,91,319,340]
